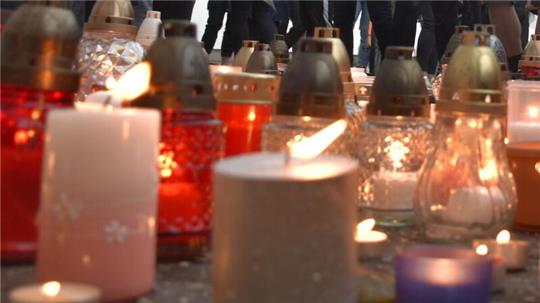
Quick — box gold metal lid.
[162,19,196,38]
[437,31,505,115]
[84,0,137,35]
[213,72,280,105]
[277,38,344,118]
[473,24,508,68]
[441,25,471,65]
[519,34,540,69]
[343,82,372,102]
[1,3,81,91]
[245,43,276,74]
[131,26,215,111]
[366,47,429,117]
[234,40,259,70]
[313,27,352,82]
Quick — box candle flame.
[384,138,410,169]
[41,281,61,297]
[496,230,510,244]
[479,159,497,182]
[287,119,347,160]
[105,76,117,90]
[111,62,151,101]
[527,106,539,119]
[535,162,540,174]
[247,111,256,122]
[475,244,489,256]
[357,218,376,233]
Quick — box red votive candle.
[213,72,280,156]
[1,85,74,261]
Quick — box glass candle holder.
[132,20,225,260]
[1,85,74,261]
[518,34,540,80]
[358,47,432,226]
[415,32,517,241]
[214,72,280,156]
[76,0,144,101]
[1,3,80,262]
[358,116,432,226]
[415,113,516,240]
[395,246,492,303]
[157,110,224,260]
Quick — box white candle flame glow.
[110,62,151,101]
[356,218,376,234]
[527,106,539,119]
[287,119,347,160]
[476,244,489,256]
[105,76,117,90]
[496,230,510,244]
[41,281,61,297]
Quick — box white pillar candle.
[37,107,160,302]
[444,186,506,225]
[213,153,358,303]
[9,281,100,303]
[372,171,417,210]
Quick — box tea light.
[476,244,506,292]
[9,281,101,303]
[213,120,358,303]
[472,230,530,271]
[395,246,492,303]
[371,171,417,210]
[355,218,388,259]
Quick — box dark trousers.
[366,1,393,56]
[299,0,328,37]
[393,1,419,47]
[285,0,305,48]
[230,1,276,54]
[432,1,458,60]
[332,0,357,63]
[417,1,437,74]
[153,0,195,20]
[201,0,233,57]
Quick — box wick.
[103,94,113,108]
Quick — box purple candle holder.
[395,246,492,303]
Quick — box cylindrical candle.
[213,153,358,303]
[395,246,492,303]
[9,281,100,303]
[37,108,160,302]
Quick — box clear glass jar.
[261,115,358,158]
[157,109,225,260]
[77,31,144,101]
[358,116,432,226]
[414,112,517,241]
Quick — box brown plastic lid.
[84,0,136,35]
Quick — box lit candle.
[355,218,388,259]
[37,64,160,301]
[371,171,417,211]
[506,80,540,144]
[395,246,492,303]
[9,281,100,303]
[444,186,506,225]
[213,120,358,303]
[472,230,530,271]
[475,244,506,292]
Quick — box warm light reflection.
[496,230,510,244]
[105,76,117,90]
[287,119,347,160]
[476,244,488,256]
[535,162,540,174]
[14,130,29,145]
[158,151,177,179]
[357,218,376,233]
[247,111,256,122]
[479,160,497,182]
[384,138,410,169]
[527,106,539,119]
[41,281,61,297]
[111,62,151,101]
